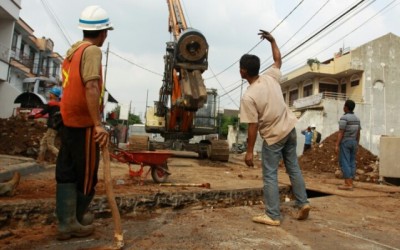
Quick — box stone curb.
[0,155,54,182]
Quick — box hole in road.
[383,177,400,186]
[306,189,331,198]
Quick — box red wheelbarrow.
[110,149,172,183]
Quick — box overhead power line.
[108,50,163,77]
[209,66,239,108]
[219,0,370,99]
[40,0,72,46]
[284,0,397,73]
[205,0,305,81]
[260,0,331,69]
[260,0,367,73]
[282,0,375,72]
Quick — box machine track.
[209,140,230,162]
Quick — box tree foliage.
[219,114,247,138]
[106,105,142,126]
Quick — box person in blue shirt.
[301,126,313,154]
[335,100,361,190]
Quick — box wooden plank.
[278,174,394,198]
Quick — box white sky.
[19,0,400,120]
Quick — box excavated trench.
[0,185,331,231]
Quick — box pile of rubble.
[0,117,59,162]
[299,131,379,183]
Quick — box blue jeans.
[261,128,309,220]
[339,139,358,179]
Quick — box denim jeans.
[339,139,358,179]
[261,128,309,220]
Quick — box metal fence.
[289,91,364,108]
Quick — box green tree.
[106,106,142,126]
[219,114,247,138]
[129,113,142,124]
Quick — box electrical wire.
[280,0,376,72]
[108,50,163,77]
[205,0,306,106]
[217,0,371,101]
[260,0,367,73]
[209,66,239,108]
[40,0,72,46]
[284,0,398,73]
[259,0,331,69]
[204,0,305,81]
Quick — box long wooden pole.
[102,146,124,249]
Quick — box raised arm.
[258,30,282,69]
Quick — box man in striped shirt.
[335,100,361,190]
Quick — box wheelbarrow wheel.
[151,164,170,183]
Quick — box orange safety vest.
[61,43,103,127]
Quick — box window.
[303,84,313,97]
[319,83,338,93]
[340,79,346,94]
[351,79,359,87]
[28,48,35,69]
[52,62,58,77]
[11,32,19,51]
[16,42,25,59]
[350,75,360,87]
[289,89,298,106]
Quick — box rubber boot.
[76,191,95,226]
[56,183,94,240]
[0,172,21,197]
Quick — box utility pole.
[104,42,110,89]
[145,89,149,121]
[236,79,244,144]
[101,42,110,122]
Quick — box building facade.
[0,0,63,118]
[282,33,400,156]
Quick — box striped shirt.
[338,112,361,141]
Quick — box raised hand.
[258,30,275,43]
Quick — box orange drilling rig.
[141,0,229,161]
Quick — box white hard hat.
[311,124,316,128]
[78,5,113,31]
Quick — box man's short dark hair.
[345,99,356,111]
[83,30,103,38]
[240,54,260,77]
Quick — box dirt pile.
[299,131,379,183]
[0,117,59,162]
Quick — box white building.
[0,1,63,118]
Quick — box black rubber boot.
[76,191,95,226]
[56,183,94,240]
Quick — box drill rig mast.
[143,0,229,161]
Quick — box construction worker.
[29,86,61,164]
[56,5,111,240]
[301,126,313,153]
[239,30,310,226]
[335,100,361,190]
[0,172,20,197]
[310,124,321,147]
